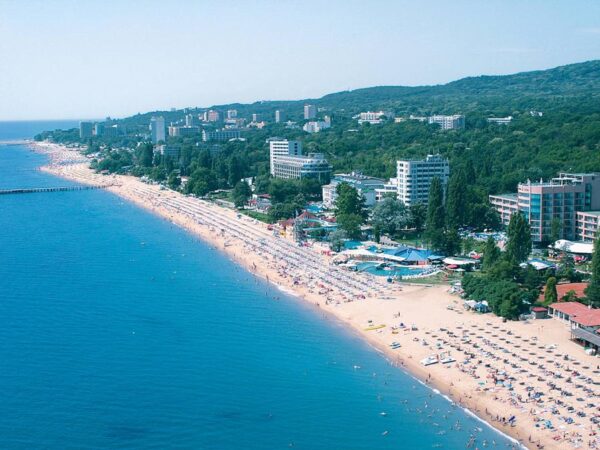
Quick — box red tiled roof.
[556,283,588,299]
[550,302,600,327]
[531,307,547,312]
[540,282,588,302]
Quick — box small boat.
[380,412,388,416]
[441,356,456,364]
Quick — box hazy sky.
[0,0,599,120]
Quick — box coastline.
[29,142,600,450]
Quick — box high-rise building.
[271,153,331,182]
[396,154,450,206]
[251,113,261,122]
[185,114,195,127]
[227,109,238,119]
[93,123,104,136]
[207,110,220,122]
[304,104,317,120]
[490,173,600,243]
[79,121,93,139]
[428,115,465,130]
[150,116,166,144]
[269,139,302,176]
[275,110,286,123]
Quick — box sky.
[0,0,599,120]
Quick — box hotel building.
[428,115,465,130]
[275,110,286,123]
[150,116,166,144]
[396,154,450,206]
[269,139,302,176]
[322,172,385,208]
[490,173,600,243]
[304,104,317,120]
[79,121,94,139]
[202,129,242,142]
[271,153,331,182]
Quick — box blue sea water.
[0,123,516,449]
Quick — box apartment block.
[396,154,450,206]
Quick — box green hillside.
[36,60,600,228]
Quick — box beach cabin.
[548,301,600,354]
[530,306,548,319]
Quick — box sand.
[30,142,600,450]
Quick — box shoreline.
[27,141,600,450]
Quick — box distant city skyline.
[0,0,598,120]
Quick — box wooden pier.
[0,185,114,195]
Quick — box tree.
[482,236,501,271]
[446,168,468,229]
[337,213,364,239]
[329,229,348,252]
[505,213,532,264]
[425,177,446,251]
[232,181,252,208]
[443,228,462,256]
[409,203,427,232]
[584,232,600,307]
[228,156,243,187]
[334,183,367,220]
[167,171,181,190]
[334,184,367,238]
[371,197,410,237]
[543,277,558,305]
[550,217,562,244]
[137,143,154,168]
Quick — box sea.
[0,121,516,449]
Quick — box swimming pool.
[355,261,430,278]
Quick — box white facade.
[322,172,385,208]
[303,117,331,134]
[150,116,166,144]
[356,111,393,125]
[269,139,302,176]
[396,155,450,206]
[271,153,331,181]
[487,116,512,125]
[275,110,285,123]
[304,104,317,120]
[428,115,465,130]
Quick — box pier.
[0,185,115,195]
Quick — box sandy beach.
[32,142,600,450]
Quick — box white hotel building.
[269,139,331,181]
[396,154,450,206]
[269,139,302,176]
[271,153,332,182]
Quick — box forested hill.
[111,60,600,127]
[37,60,600,209]
[313,59,600,114]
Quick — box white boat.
[441,356,456,364]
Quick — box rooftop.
[550,301,600,327]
